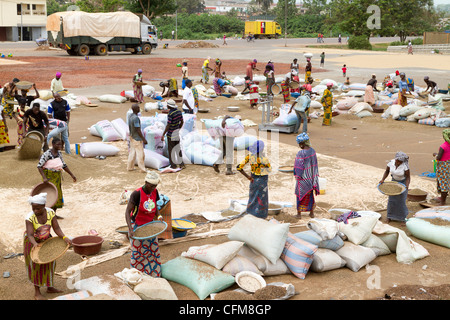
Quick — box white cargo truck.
[46,11,158,56]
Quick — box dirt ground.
[0,44,449,302]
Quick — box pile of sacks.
[87,110,247,170]
[333,81,450,124]
[159,211,430,299]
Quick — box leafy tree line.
[46,0,443,44]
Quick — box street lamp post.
[20,2,23,42]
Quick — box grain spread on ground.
[428,218,450,227]
[238,275,263,292]
[379,182,404,195]
[221,210,240,217]
[253,285,287,300]
[176,41,219,49]
[408,189,427,196]
[133,223,166,239]
[37,237,68,262]
[214,290,255,300]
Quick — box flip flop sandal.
[3,253,22,259]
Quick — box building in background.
[0,0,47,41]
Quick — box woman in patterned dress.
[434,129,450,206]
[1,78,19,119]
[0,105,10,152]
[294,133,320,219]
[125,172,165,277]
[236,140,272,219]
[132,69,144,103]
[321,82,333,126]
[24,192,71,300]
[37,137,77,218]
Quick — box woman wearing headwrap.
[305,58,312,83]
[0,104,10,152]
[280,72,292,104]
[212,58,222,79]
[37,137,77,219]
[242,76,259,109]
[125,171,171,277]
[433,129,450,206]
[132,69,144,103]
[236,140,272,219]
[201,57,213,84]
[321,82,333,126]
[379,151,411,223]
[51,72,65,97]
[397,72,408,107]
[246,59,259,81]
[294,133,320,219]
[24,192,71,300]
[1,78,19,119]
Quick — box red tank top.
[133,187,157,226]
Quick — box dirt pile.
[176,41,219,49]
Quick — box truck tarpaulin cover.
[46,11,140,38]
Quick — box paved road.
[3,35,448,86]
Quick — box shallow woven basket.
[30,237,69,264]
[132,221,167,240]
[377,181,406,196]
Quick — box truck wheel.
[95,44,108,56]
[142,44,151,55]
[78,44,90,56]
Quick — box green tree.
[303,0,328,15]
[273,0,298,23]
[327,0,439,41]
[177,0,205,14]
[255,0,274,11]
[124,0,177,19]
[46,0,68,15]
[379,0,438,42]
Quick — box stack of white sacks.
[87,109,249,169]
[331,81,450,126]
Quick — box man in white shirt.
[182,80,196,114]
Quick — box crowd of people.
[1,51,447,300]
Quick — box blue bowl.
[291,92,300,98]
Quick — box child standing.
[342,64,347,77]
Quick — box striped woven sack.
[418,117,435,126]
[271,220,318,279]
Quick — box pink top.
[440,141,450,161]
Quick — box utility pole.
[176,1,178,40]
[284,0,287,47]
[20,2,23,41]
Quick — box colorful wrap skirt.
[281,81,290,103]
[247,174,269,219]
[130,222,162,277]
[23,232,55,288]
[296,190,316,212]
[43,169,64,209]
[202,66,209,83]
[437,160,450,193]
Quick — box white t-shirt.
[182,87,196,113]
[387,159,408,181]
